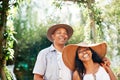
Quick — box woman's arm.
[72,70,81,80]
[102,57,117,80]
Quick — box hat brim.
[47,24,73,42]
[62,42,107,71]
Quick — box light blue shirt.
[33,44,72,80]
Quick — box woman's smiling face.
[77,47,92,62]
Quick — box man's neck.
[53,43,65,52]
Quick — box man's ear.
[51,34,54,40]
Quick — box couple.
[33,24,116,80]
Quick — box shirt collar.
[49,44,56,52]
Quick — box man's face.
[52,28,68,45]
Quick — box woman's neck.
[83,61,99,74]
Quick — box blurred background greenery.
[0,0,120,80]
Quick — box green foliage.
[0,0,17,80]
[13,1,54,79]
[90,4,102,26]
[53,0,63,9]
[68,26,84,44]
[0,0,17,64]
[3,66,14,80]
[3,24,16,61]
[105,0,120,54]
[13,13,52,78]
[13,24,52,79]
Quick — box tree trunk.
[87,0,96,43]
[67,0,96,43]
[0,27,4,79]
[0,0,9,79]
[0,60,7,80]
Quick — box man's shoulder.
[40,46,51,53]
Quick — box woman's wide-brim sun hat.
[62,42,107,71]
[47,24,73,42]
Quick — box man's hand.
[101,57,111,73]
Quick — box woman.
[62,42,117,80]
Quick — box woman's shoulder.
[96,66,110,77]
[73,70,81,80]
[96,66,111,80]
[99,66,107,72]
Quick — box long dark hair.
[75,47,104,80]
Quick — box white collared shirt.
[33,44,72,80]
[56,50,72,80]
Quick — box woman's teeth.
[83,54,89,58]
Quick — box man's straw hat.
[47,24,73,42]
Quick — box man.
[33,24,73,80]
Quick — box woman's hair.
[75,47,103,80]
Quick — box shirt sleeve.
[33,50,47,75]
